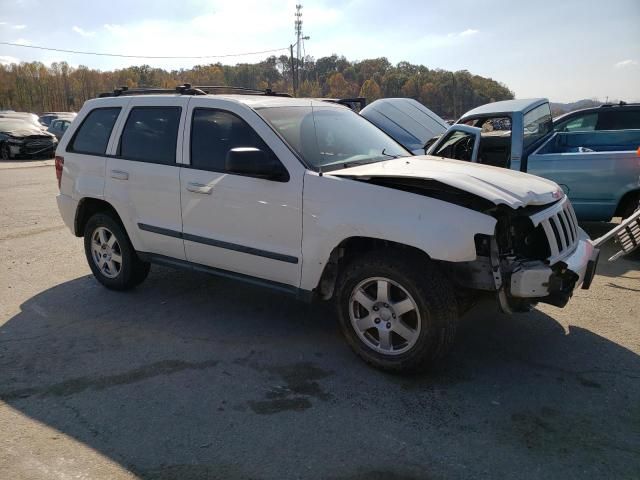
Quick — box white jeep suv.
[55,85,599,372]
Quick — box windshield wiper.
[381,148,401,159]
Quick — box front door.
[179,98,304,287]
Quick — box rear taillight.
[55,156,64,189]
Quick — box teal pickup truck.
[362,98,640,221]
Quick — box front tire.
[84,213,150,290]
[336,250,458,372]
[0,143,11,160]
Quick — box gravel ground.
[1,161,638,480]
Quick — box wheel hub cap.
[349,277,421,356]
[90,227,122,279]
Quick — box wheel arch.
[314,236,434,300]
[614,189,640,218]
[74,197,123,237]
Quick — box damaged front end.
[345,173,598,314]
[452,196,599,312]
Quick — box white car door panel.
[104,97,188,260]
[180,99,305,287]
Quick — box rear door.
[105,96,189,259]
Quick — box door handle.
[186,182,213,194]
[110,170,129,180]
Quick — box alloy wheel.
[349,276,421,355]
[90,227,123,279]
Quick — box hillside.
[0,55,514,118]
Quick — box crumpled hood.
[3,128,53,138]
[329,155,563,209]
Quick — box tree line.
[0,54,514,118]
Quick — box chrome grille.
[529,197,579,264]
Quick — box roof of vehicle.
[461,98,548,119]
[88,93,344,110]
[553,102,640,123]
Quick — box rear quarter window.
[69,108,121,155]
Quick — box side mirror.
[225,147,289,182]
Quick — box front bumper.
[9,143,57,159]
[510,227,599,307]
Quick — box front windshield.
[258,106,410,171]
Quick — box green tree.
[327,72,352,98]
[359,79,382,102]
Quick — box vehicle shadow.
[1,268,638,479]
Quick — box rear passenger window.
[598,110,640,130]
[69,107,120,155]
[119,107,181,164]
[190,109,275,172]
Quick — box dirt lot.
[1,161,638,480]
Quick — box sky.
[0,0,638,102]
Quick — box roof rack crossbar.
[97,84,291,98]
[191,85,292,97]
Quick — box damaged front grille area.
[529,197,579,264]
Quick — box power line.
[0,41,288,59]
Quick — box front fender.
[299,172,497,291]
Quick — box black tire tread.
[336,249,458,373]
[83,212,150,290]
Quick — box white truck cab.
[55,85,599,372]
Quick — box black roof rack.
[599,101,640,108]
[97,83,291,98]
[319,97,367,111]
[192,85,292,97]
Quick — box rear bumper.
[510,227,598,307]
[56,193,78,233]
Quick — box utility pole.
[451,72,457,119]
[290,44,296,96]
[293,4,310,95]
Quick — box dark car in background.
[553,102,640,132]
[39,112,77,127]
[0,117,58,160]
[47,117,74,140]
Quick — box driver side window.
[432,130,475,161]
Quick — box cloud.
[13,38,31,46]
[103,24,125,35]
[0,55,19,65]
[459,28,479,36]
[72,25,95,37]
[0,22,26,29]
[614,59,638,68]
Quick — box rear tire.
[619,193,640,220]
[335,250,458,372]
[84,213,150,290]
